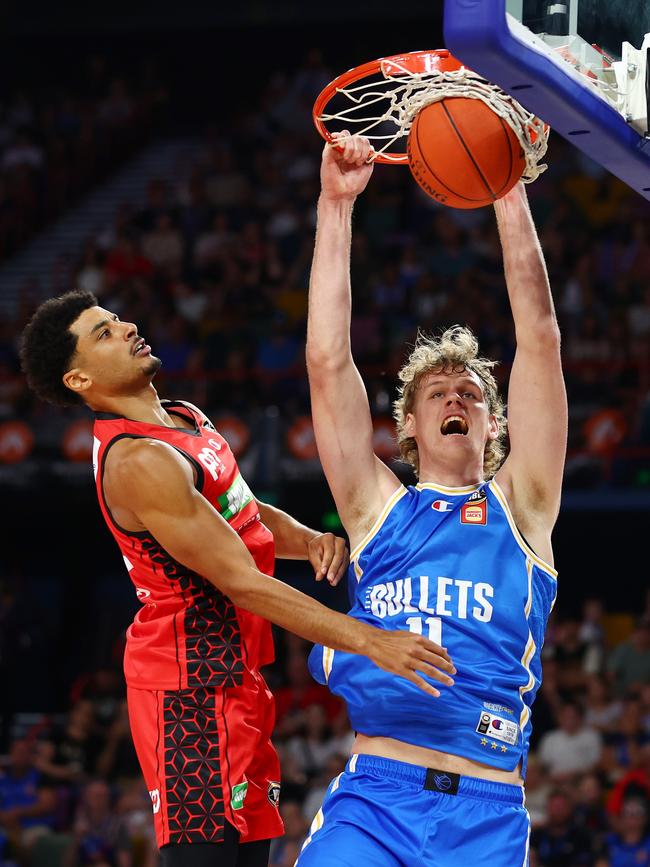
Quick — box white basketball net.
[319,58,549,182]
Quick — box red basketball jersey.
[92,400,275,690]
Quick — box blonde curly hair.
[393,326,507,479]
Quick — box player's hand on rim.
[320,131,374,201]
[368,631,456,698]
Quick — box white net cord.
[319,59,549,182]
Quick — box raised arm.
[307,135,401,545]
[493,183,567,555]
[106,439,454,696]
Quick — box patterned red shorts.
[127,672,284,849]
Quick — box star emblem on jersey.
[490,742,498,749]
[461,491,488,525]
[480,738,488,746]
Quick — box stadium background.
[0,2,649,865]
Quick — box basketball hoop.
[313,49,549,182]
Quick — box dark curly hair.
[20,290,98,407]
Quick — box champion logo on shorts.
[149,789,160,814]
[231,781,248,810]
[267,781,281,807]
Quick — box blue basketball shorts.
[296,754,530,867]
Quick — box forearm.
[256,500,318,559]
[307,196,355,366]
[494,185,559,344]
[226,564,373,654]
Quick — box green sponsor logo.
[218,474,254,521]
[231,781,248,810]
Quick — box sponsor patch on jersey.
[483,702,515,716]
[432,499,453,512]
[461,491,487,525]
[231,781,248,810]
[268,781,281,807]
[476,711,519,746]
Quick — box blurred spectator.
[607,617,650,697]
[603,696,650,772]
[71,669,124,737]
[141,212,184,275]
[607,744,650,817]
[574,773,610,839]
[525,755,552,829]
[530,788,595,867]
[65,779,132,866]
[95,702,140,784]
[273,651,343,740]
[584,675,623,733]
[546,619,590,693]
[0,739,57,860]
[35,701,102,785]
[579,599,607,676]
[285,704,353,780]
[301,752,348,827]
[268,800,308,867]
[601,797,650,867]
[538,701,602,779]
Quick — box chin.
[144,357,162,377]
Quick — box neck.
[91,384,172,426]
[418,459,484,489]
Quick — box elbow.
[518,318,561,352]
[306,345,352,377]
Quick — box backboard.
[444,0,650,199]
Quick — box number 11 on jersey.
[406,616,442,645]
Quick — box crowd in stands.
[0,52,648,487]
[1,47,650,866]
[0,55,167,261]
[1,595,649,866]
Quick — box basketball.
[407,97,526,209]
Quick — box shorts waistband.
[346,754,524,805]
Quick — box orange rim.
[313,50,461,164]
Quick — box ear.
[62,368,92,397]
[403,412,416,438]
[487,413,499,442]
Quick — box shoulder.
[105,437,190,488]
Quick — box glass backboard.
[444,0,650,199]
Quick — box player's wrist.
[318,193,357,211]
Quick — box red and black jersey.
[92,400,275,691]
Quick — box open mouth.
[132,337,151,356]
[440,415,469,436]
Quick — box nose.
[446,393,463,406]
[122,321,137,340]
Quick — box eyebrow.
[88,314,117,337]
[425,378,481,390]
[89,319,110,337]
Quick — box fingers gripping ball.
[407,98,526,209]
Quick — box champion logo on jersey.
[461,491,487,525]
[432,500,453,512]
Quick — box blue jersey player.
[298,133,567,866]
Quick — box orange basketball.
[407,98,526,209]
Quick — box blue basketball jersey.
[308,479,557,774]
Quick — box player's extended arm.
[494,183,567,536]
[307,135,401,544]
[255,499,348,585]
[110,440,455,696]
